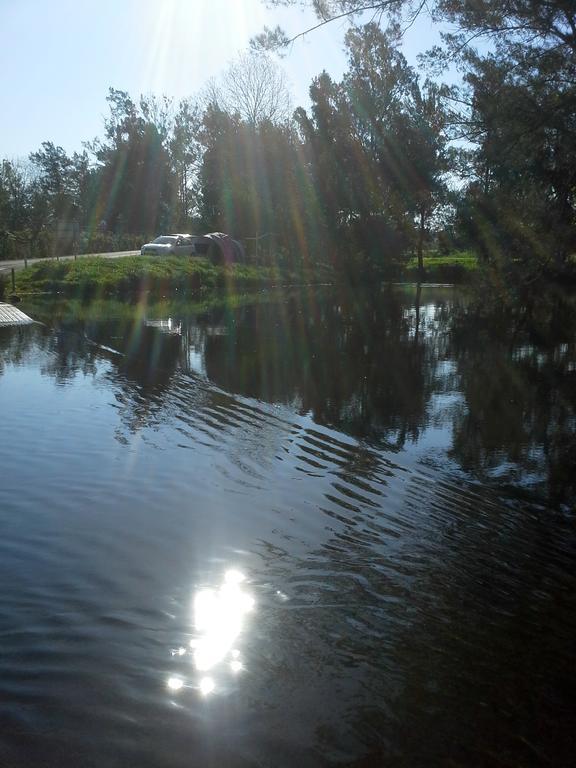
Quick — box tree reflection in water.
[446,285,576,508]
[2,283,574,509]
[1,286,575,765]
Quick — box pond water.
[1,285,575,767]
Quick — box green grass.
[406,249,478,270]
[9,249,480,297]
[404,250,478,282]
[13,255,287,298]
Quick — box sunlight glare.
[167,676,184,691]
[199,676,215,696]
[225,569,246,585]
[191,570,254,676]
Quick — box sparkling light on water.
[199,676,215,696]
[166,570,253,697]
[167,676,184,691]
[192,570,254,674]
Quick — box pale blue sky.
[0,0,445,159]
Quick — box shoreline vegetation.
[4,256,293,299]
[2,251,479,300]
[2,5,575,300]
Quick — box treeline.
[257,0,576,281]
[1,2,575,282]
[0,90,199,260]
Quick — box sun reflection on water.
[166,569,255,697]
[167,676,184,691]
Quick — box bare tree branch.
[211,53,292,126]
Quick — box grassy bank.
[11,256,288,298]
[7,250,480,299]
[404,251,478,282]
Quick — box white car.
[140,234,195,256]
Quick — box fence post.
[11,268,15,291]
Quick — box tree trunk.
[414,282,422,344]
[417,204,426,278]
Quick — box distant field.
[406,250,478,270]
[404,250,478,281]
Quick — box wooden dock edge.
[0,303,34,326]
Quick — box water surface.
[1,285,575,766]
